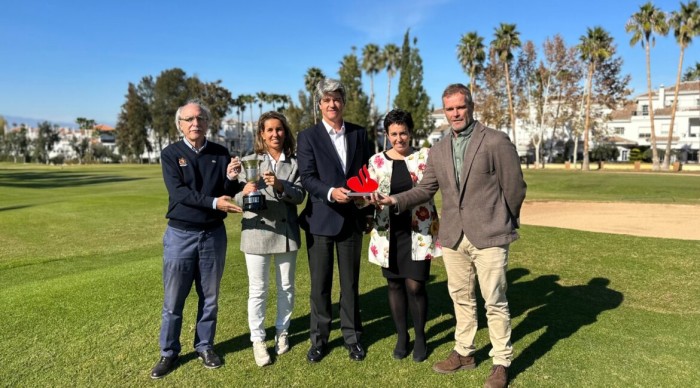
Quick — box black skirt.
[381,156,431,281]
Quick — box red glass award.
[346,165,378,196]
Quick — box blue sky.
[1,0,697,126]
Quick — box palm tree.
[491,23,522,146]
[304,67,325,124]
[256,91,268,117]
[578,26,613,171]
[664,0,700,170]
[626,2,669,171]
[362,44,383,116]
[380,43,401,149]
[683,62,700,80]
[457,31,486,97]
[232,97,245,154]
[280,95,291,111]
[238,94,256,147]
[382,43,401,115]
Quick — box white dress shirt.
[321,120,347,202]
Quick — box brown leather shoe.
[483,365,508,388]
[432,350,476,374]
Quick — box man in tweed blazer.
[373,83,526,388]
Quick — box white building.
[605,81,700,163]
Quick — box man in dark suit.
[296,78,373,363]
[372,84,526,388]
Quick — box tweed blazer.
[393,122,526,250]
[233,153,306,254]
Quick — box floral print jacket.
[366,148,442,267]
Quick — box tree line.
[456,1,699,171]
[1,1,698,168]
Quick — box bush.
[590,143,619,162]
[642,148,666,162]
[629,148,643,162]
[50,155,65,165]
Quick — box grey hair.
[315,78,346,105]
[441,83,473,105]
[175,99,211,130]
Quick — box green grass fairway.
[521,169,700,204]
[1,163,698,387]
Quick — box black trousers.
[306,221,363,347]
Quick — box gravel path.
[520,201,700,241]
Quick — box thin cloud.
[339,0,452,42]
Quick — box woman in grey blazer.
[234,111,306,367]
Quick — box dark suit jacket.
[394,121,526,250]
[297,121,372,236]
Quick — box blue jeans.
[159,224,226,357]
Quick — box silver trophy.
[241,158,267,211]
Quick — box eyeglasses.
[179,116,208,123]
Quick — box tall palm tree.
[578,26,613,171]
[457,31,486,97]
[664,0,700,170]
[381,43,401,150]
[304,67,325,124]
[362,44,383,117]
[256,91,268,117]
[491,23,522,146]
[626,2,669,171]
[239,94,256,138]
[232,97,245,154]
[280,95,291,111]
[382,43,401,115]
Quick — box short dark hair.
[383,109,414,134]
[254,111,296,156]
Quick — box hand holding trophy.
[241,158,267,211]
[346,164,379,197]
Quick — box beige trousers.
[441,234,513,367]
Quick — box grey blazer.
[234,153,306,254]
[394,122,526,250]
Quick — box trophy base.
[243,193,267,211]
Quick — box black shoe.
[197,349,222,369]
[393,335,409,360]
[307,345,325,363]
[345,342,366,361]
[412,338,427,362]
[150,355,178,379]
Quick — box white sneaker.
[275,332,290,355]
[252,341,271,367]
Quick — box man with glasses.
[150,100,243,379]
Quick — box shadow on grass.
[473,269,623,380]
[0,170,142,188]
[213,275,453,362]
[0,204,34,212]
[206,267,623,373]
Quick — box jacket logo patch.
[178,157,188,167]
[211,160,216,163]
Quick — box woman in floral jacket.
[366,109,441,362]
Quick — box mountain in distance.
[1,114,80,129]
